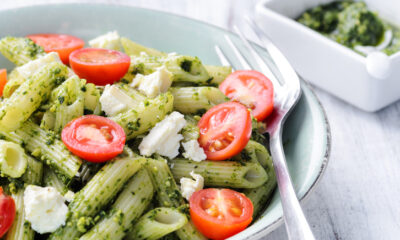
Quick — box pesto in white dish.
[297,1,400,55]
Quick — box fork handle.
[270,129,315,240]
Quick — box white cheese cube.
[157,133,183,159]
[63,190,75,202]
[99,84,136,116]
[131,66,172,98]
[88,31,121,51]
[139,111,186,159]
[180,171,204,201]
[182,140,207,162]
[16,52,62,78]
[24,185,68,234]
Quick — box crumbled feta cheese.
[24,185,68,234]
[88,31,121,51]
[131,66,172,98]
[156,133,183,159]
[180,171,204,201]
[182,140,206,162]
[99,84,136,116]
[139,111,186,159]
[168,52,178,57]
[16,52,62,78]
[64,190,75,202]
[139,51,149,57]
[14,51,76,78]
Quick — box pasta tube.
[146,159,206,240]
[0,140,28,178]
[121,37,165,57]
[170,158,268,189]
[111,92,174,140]
[49,155,144,240]
[43,166,68,195]
[80,169,154,240]
[170,87,228,114]
[241,141,277,217]
[0,37,45,66]
[0,120,82,182]
[0,62,68,132]
[128,207,188,240]
[5,156,43,240]
[43,76,85,133]
[204,65,232,85]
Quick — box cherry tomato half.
[198,102,252,161]
[0,69,7,97]
[27,34,85,65]
[190,188,254,240]
[0,187,16,238]
[61,115,126,162]
[69,48,130,86]
[219,70,274,121]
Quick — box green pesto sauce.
[297,1,400,55]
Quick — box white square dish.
[255,0,400,112]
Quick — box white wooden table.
[2,1,400,239]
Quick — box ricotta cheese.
[139,111,186,159]
[88,31,121,51]
[99,84,136,116]
[180,171,204,201]
[24,185,68,234]
[182,140,207,162]
[131,66,172,98]
[64,190,75,202]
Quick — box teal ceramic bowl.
[0,3,331,239]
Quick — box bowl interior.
[0,3,330,239]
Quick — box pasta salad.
[0,31,276,240]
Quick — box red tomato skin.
[61,115,126,162]
[190,188,253,240]
[198,102,252,161]
[0,69,7,97]
[69,48,130,86]
[27,34,85,65]
[0,187,16,238]
[219,70,274,121]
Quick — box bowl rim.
[0,2,332,238]
[256,0,400,60]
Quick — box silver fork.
[215,18,315,240]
